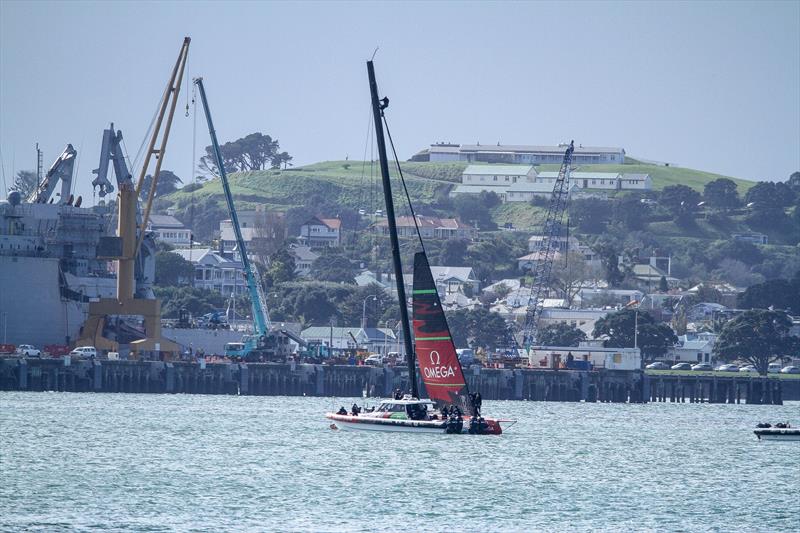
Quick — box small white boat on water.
[754,424,799,441]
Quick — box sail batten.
[412,251,473,416]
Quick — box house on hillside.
[372,215,475,240]
[289,244,319,277]
[299,217,341,248]
[219,209,287,251]
[430,266,480,296]
[148,215,192,247]
[171,247,246,296]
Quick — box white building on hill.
[421,142,626,165]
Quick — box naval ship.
[0,126,156,347]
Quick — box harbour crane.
[27,145,78,205]
[193,77,293,361]
[75,38,190,357]
[520,140,574,353]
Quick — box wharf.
[0,357,792,404]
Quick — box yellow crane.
[76,38,190,359]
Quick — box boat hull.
[326,413,512,434]
[754,429,800,441]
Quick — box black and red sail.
[412,251,473,415]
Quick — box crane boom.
[521,141,574,350]
[194,77,271,336]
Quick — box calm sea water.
[0,392,797,532]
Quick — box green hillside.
[167,157,754,213]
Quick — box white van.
[70,346,97,359]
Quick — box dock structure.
[0,358,792,404]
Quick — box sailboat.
[324,60,514,435]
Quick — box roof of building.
[463,164,535,176]
[148,214,186,229]
[302,216,341,230]
[518,251,564,262]
[374,215,472,230]
[459,144,624,154]
[220,226,256,243]
[429,266,475,283]
[483,279,521,293]
[620,173,650,181]
[300,326,395,341]
[537,171,621,179]
[289,245,319,262]
[172,247,212,263]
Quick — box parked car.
[692,363,713,371]
[364,354,384,366]
[768,363,782,373]
[671,362,692,370]
[646,362,670,370]
[739,365,758,373]
[780,366,800,374]
[16,344,41,357]
[716,364,739,372]
[69,346,97,359]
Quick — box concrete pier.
[0,358,793,403]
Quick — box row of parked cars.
[646,361,799,373]
[11,345,99,359]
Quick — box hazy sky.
[1,0,798,203]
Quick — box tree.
[593,241,624,287]
[264,247,296,287]
[712,258,764,288]
[199,132,290,175]
[309,248,357,283]
[788,171,800,195]
[447,308,512,352]
[707,239,763,267]
[745,181,796,209]
[538,322,586,347]
[612,194,648,230]
[569,198,611,233]
[10,170,37,198]
[714,309,799,374]
[658,275,668,292]
[738,277,800,314]
[438,239,468,266]
[592,309,677,362]
[703,178,740,211]
[549,252,594,307]
[154,251,194,286]
[659,184,702,225]
[251,210,287,266]
[139,170,182,200]
[453,194,496,230]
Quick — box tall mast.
[367,60,418,399]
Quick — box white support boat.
[754,426,800,441]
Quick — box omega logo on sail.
[424,350,455,379]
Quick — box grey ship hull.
[0,256,86,346]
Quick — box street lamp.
[362,294,378,329]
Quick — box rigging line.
[0,144,8,197]
[131,72,173,178]
[381,115,426,256]
[190,81,198,262]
